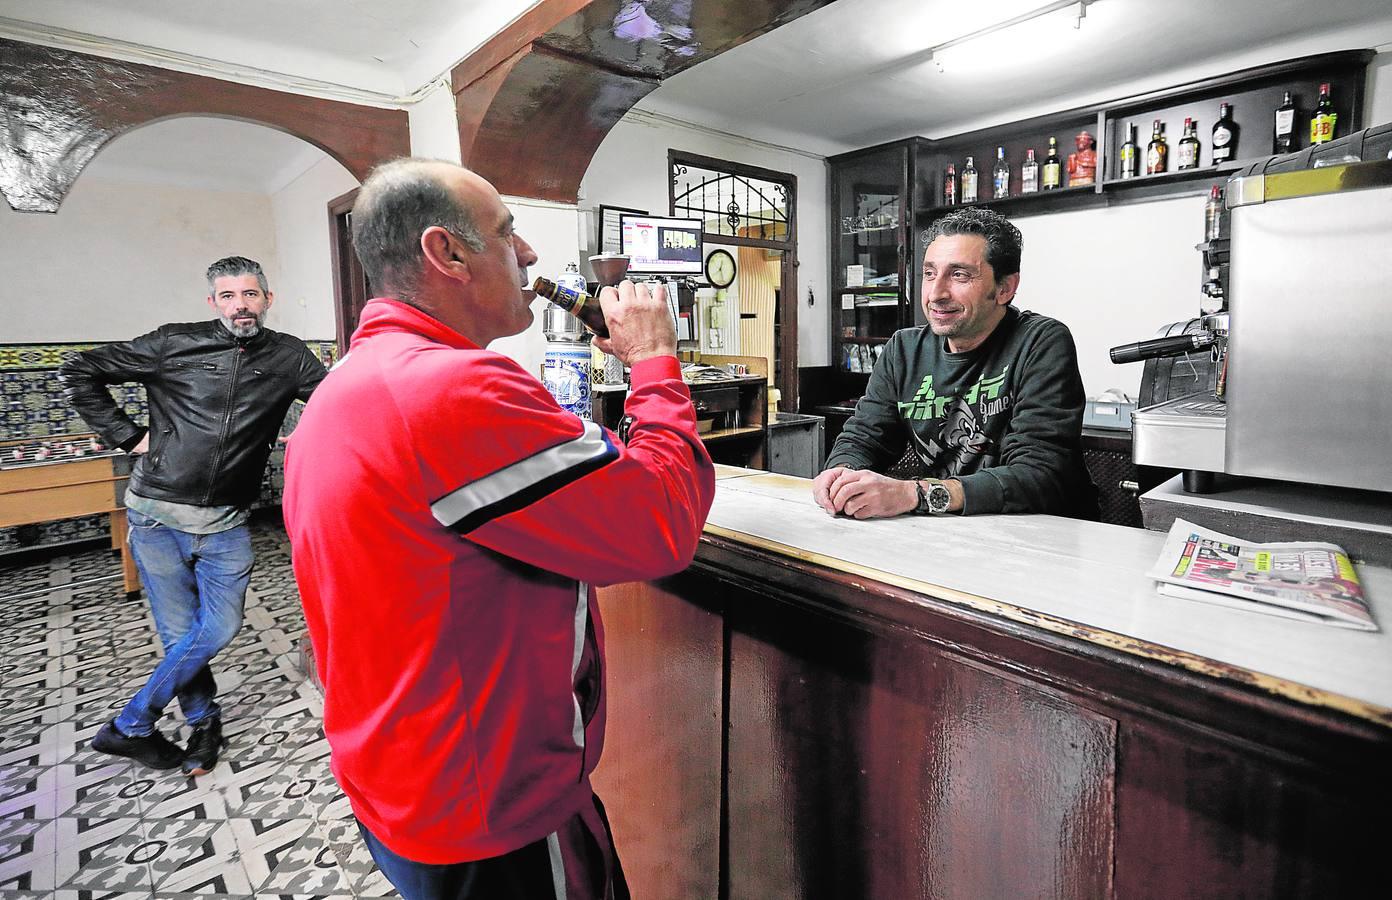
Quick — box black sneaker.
[91,720,184,770]
[182,717,224,775]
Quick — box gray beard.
[220,313,263,338]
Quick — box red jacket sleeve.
[412,352,715,586]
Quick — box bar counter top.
[702,466,1392,727]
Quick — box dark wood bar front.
[592,471,1392,900]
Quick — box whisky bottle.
[1145,120,1168,175]
[533,276,609,338]
[1119,122,1139,179]
[1211,102,1238,164]
[943,163,957,206]
[961,156,979,203]
[1274,90,1296,154]
[1042,137,1062,190]
[1021,148,1040,193]
[1310,83,1337,145]
[992,146,1010,199]
[1177,117,1201,169]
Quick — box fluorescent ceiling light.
[929,0,1094,75]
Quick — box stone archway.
[0,37,409,213]
[453,0,835,203]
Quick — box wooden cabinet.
[595,534,1391,900]
[592,357,769,469]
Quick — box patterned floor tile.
[51,817,151,894]
[219,760,339,823]
[224,816,353,895]
[315,819,397,898]
[0,813,55,892]
[132,771,229,823]
[140,819,248,894]
[0,521,385,897]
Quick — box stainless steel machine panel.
[1131,394,1226,472]
[1226,178,1392,491]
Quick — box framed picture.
[597,204,647,254]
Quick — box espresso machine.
[1114,128,1392,496]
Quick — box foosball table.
[0,433,140,596]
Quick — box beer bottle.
[533,276,609,338]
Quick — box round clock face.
[705,249,737,288]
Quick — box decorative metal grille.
[672,163,789,241]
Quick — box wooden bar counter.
[592,467,1392,900]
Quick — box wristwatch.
[913,479,952,515]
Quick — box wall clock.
[704,248,737,288]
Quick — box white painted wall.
[1,176,281,342]
[489,198,586,378]
[580,112,831,367]
[408,79,463,164]
[267,155,359,339]
[1010,198,1203,399]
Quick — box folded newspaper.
[1147,519,1376,631]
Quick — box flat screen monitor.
[619,215,704,276]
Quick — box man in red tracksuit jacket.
[282,159,714,900]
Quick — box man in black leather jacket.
[60,256,326,774]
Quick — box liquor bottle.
[1042,137,1062,190]
[992,146,1010,199]
[1204,184,1224,241]
[1145,119,1168,175]
[1274,90,1296,154]
[1119,122,1139,179]
[1310,83,1337,145]
[1211,102,1238,165]
[943,163,957,206]
[532,276,609,338]
[1021,148,1040,193]
[1177,117,1201,169]
[961,156,979,202]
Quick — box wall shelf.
[813,48,1374,451]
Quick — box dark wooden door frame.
[668,150,800,413]
[328,188,368,355]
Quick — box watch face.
[928,483,951,514]
[706,249,736,288]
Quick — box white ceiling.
[638,0,1392,155]
[3,0,1391,176]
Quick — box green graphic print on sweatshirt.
[825,305,1099,518]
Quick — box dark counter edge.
[688,531,1392,771]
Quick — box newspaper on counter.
[1147,519,1376,631]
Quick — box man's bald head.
[351,158,488,300]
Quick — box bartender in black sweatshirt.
[813,207,1099,520]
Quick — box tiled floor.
[0,520,399,899]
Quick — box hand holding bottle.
[594,280,677,366]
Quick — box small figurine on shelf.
[1067,130,1097,187]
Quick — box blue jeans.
[114,509,253,736]
[356,793,629,900]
